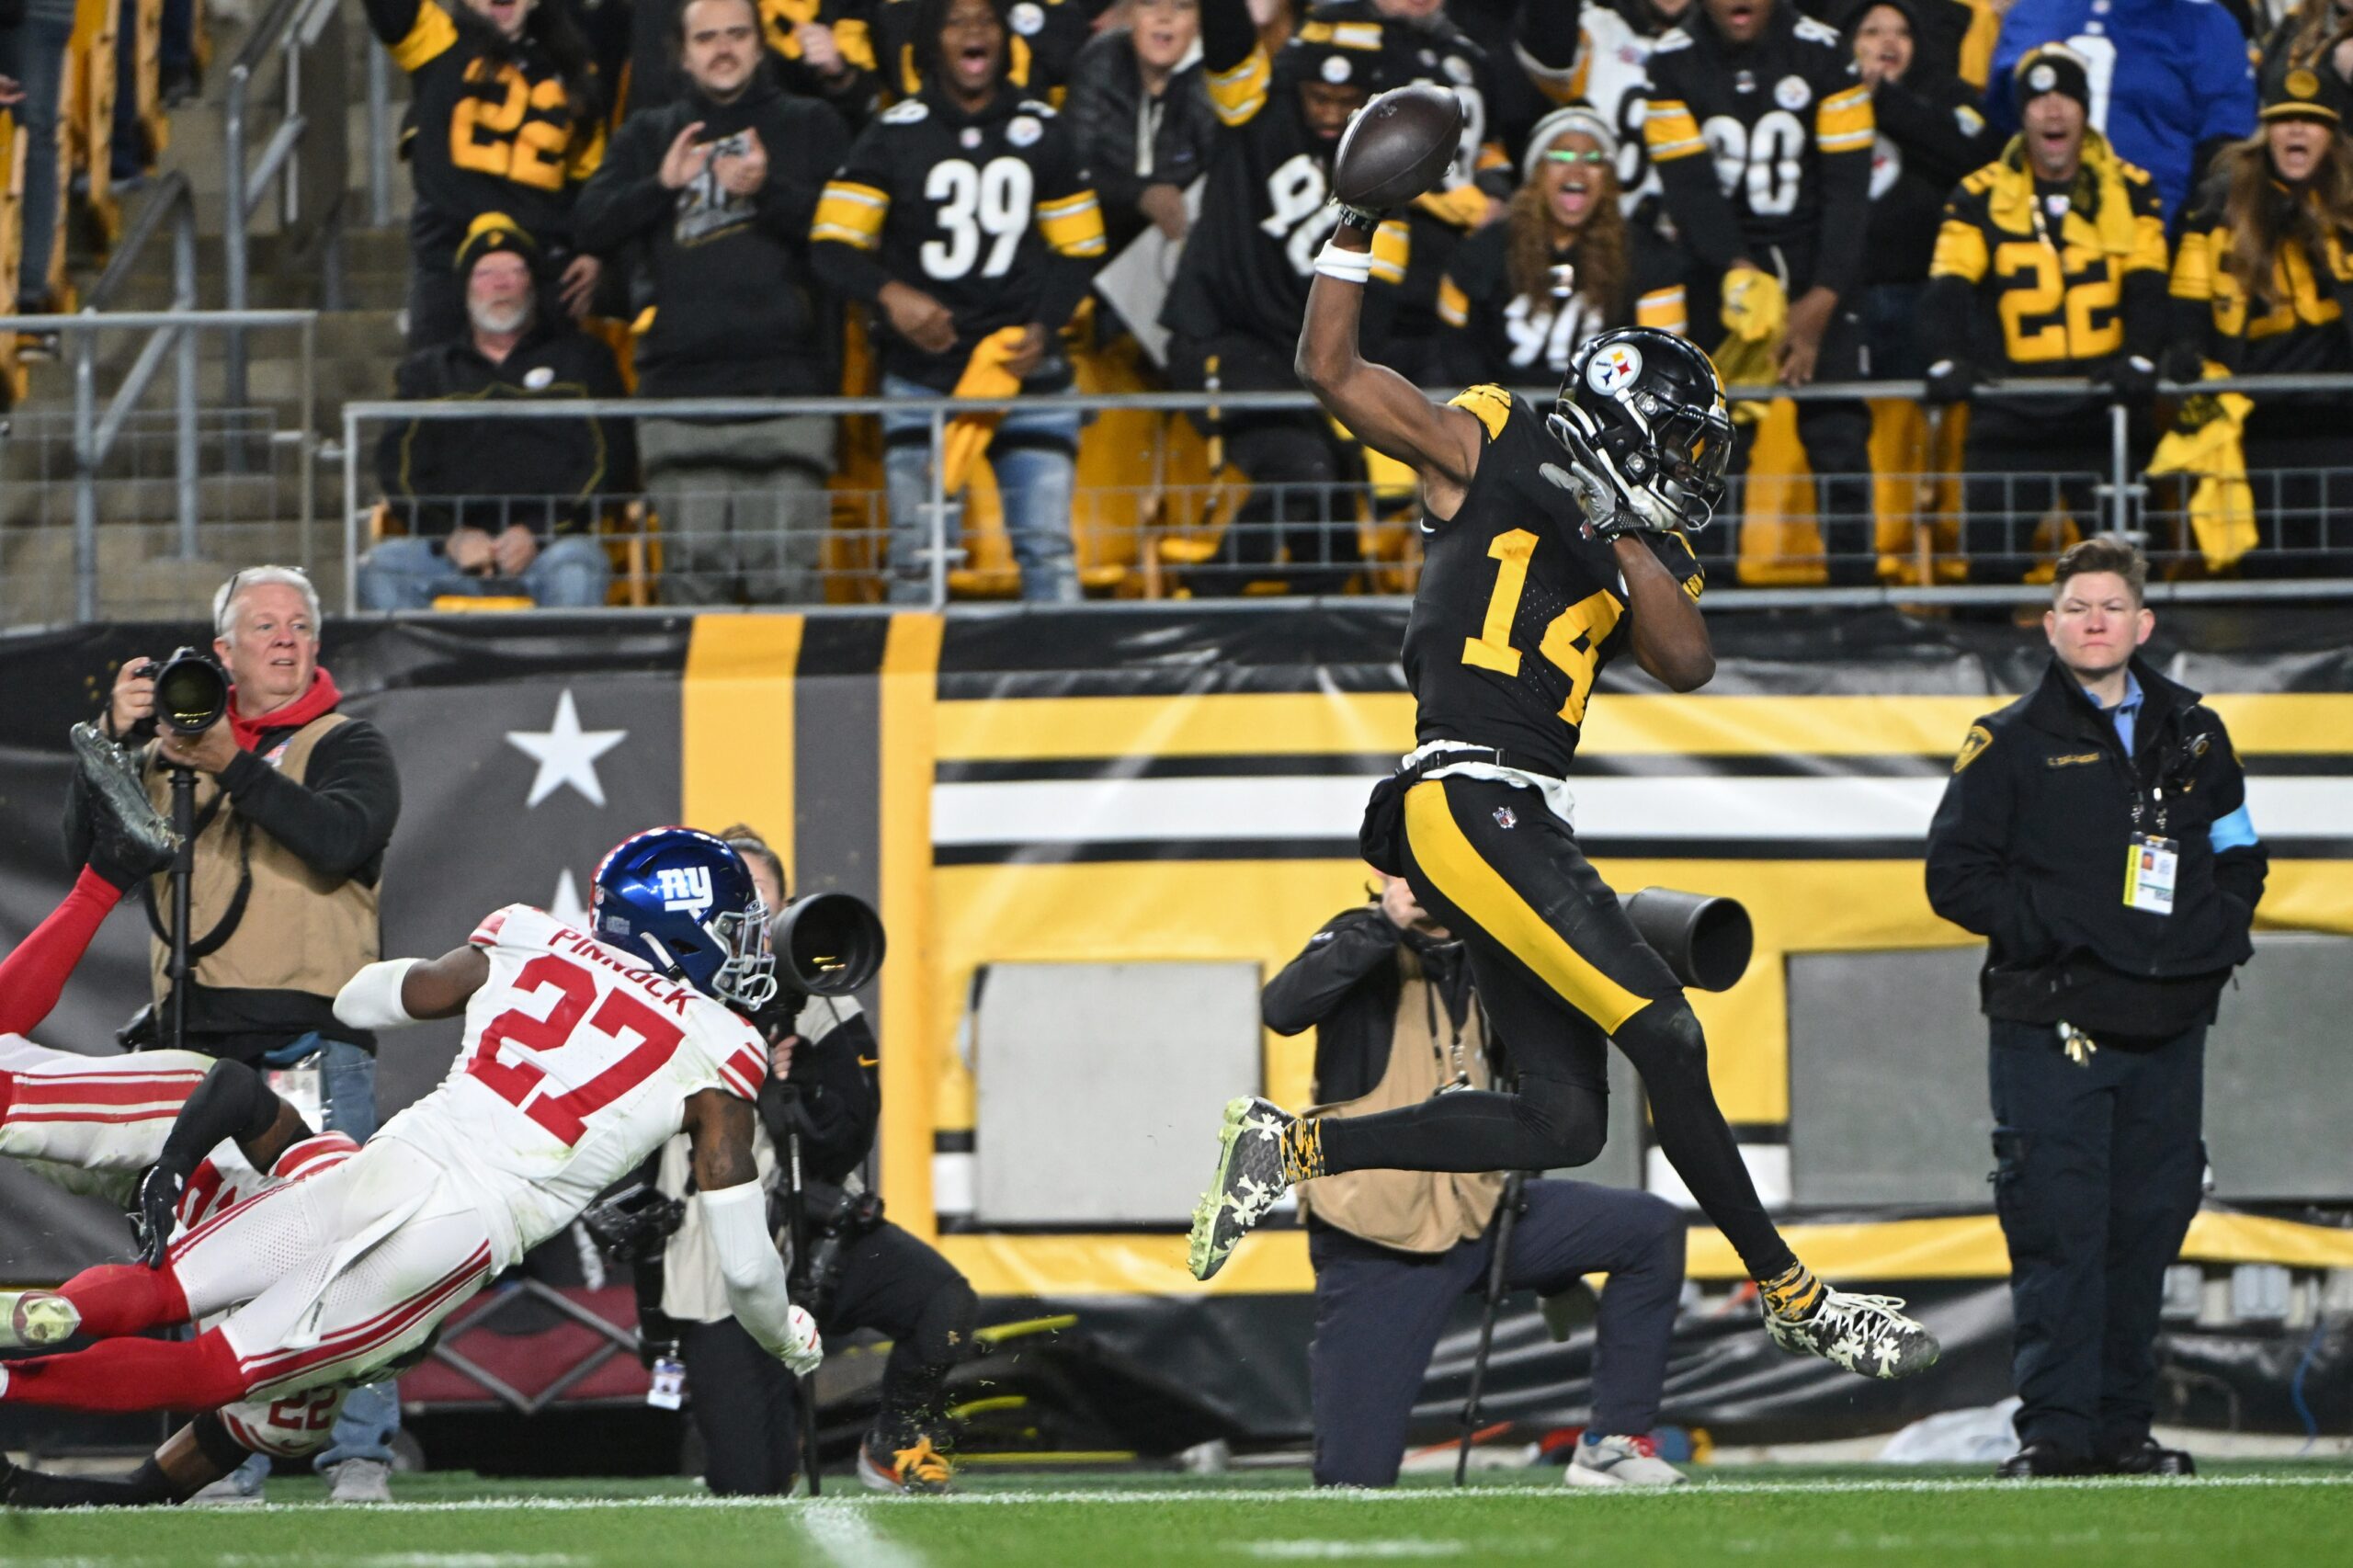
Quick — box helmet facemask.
[709,897,778,1013]
[1549,364,1734,534]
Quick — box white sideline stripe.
[932,777,2346,846]
[795,1501,927,1568]
[1248,1544,1466,1560]
[176,1471,2353,1513]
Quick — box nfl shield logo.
[1493,806,1518,829]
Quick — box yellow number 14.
[1459,528,1623,726]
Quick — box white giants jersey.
[378,904,768,1267]
[1574,5,1666,217]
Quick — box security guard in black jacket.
[1925,535,2268,1481]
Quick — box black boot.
[1996,1440,2095,1479]
[2100,1437,2196,1476]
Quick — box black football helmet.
[1548,329,1735,533]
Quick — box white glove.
[780,1303,824,1377]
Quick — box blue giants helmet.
[588,827,777,1013]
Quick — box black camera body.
[137,648,231,736]
[789,1185,886,1319]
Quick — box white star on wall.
[549,868,590,927]
[506,690,627,808]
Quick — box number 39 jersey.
[1404,386,1703,779]
[379,904,768,1269]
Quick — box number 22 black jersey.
[367,0,606,263]
[1404,385,1703,779]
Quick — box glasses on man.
[1543,149,1611,165]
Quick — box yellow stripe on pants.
[1402,779,1649,1032]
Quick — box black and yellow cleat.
[1762,1286,1940,1380]
[857,1434,953,1494]
[1186,1096,1308,1282]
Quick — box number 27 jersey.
[379,904,768,1267]
[1404,386,1703,780]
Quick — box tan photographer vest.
[143,714,380,1003]
[1297,950,1506,1255]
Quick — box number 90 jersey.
[378,905,768,1270]
[1404,386,1703,780]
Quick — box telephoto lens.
[147,649,231,736]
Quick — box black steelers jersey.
[368,0,607,260]
[869,0,1090,107]
[811,87,1106,390]
[1404,385,1703,779]
[1161,6,1408,351]
[1307,0,1511,206]
[1435,220,1688,385]
[2170,191,2353,382]
[1641,5,1871,297]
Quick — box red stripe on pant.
[58,1260,192,1337]
[0,1327,249,1412]
[236,1244,491,1389]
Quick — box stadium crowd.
[14,0,2353,597]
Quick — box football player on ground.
[0,829,823,1418]
[1183,118,1942,1383]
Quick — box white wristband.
[1313,238,1377,285]
[333,958,422,1031]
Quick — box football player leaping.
[0,828,824,1419]
[1184,138,1940,1381]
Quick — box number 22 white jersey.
[378,904,769,1268]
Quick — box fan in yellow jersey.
[1923,45,2168,583]
[366,0,610,349]
[2165,66,2353,578]
[1182,133,1942,1386]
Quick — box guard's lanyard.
[2116,716,2169,836]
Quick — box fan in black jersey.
[367,0,610,349]
[1435,106,1688,386]
[1161,0,1410,593]
[1922,46,2166,583]
[1516,0,1693,225]
[810,0,1107,603]
[869,0,1093,106]
[1181,151,1942,1390]
[1306,1,1513,382]
[2165,67,2353,577]
[1642,0,1880,585]
[626,0,878,121]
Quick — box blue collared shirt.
[2079,668,2258,853]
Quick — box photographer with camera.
[620,827,975,1496]
[63,565,405,1506]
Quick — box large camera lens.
[1624,887,1754,994]
[151,650,230,736]
[772,892,887,997]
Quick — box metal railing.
[222,0,348,405]
[335,376,2353,614]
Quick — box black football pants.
[678,1218,977,1495]
[1989,1017,2205,1460]
[1318,774,1797,1283]
[1308,1179,1685,1487]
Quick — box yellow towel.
[1712,331,1780,429]
[941,325,1032,494]
[2146,389,2257,573]
[1720,266,1788,346]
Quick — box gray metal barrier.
[339,376,2353,614]
[223,0,348,405]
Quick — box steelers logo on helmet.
[2028,62,2057,93]
[1587,340,1645,397]
[1322,53,1353,85]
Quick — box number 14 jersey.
[1403,386,1703,780]
[378,904,768,1270]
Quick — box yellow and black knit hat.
[2262,66,2341,125]
[453,212,541,278]
[2013,45,2093,117]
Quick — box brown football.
[1331,83,1465,210]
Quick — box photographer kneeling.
[62,564,404,1505]
[1269,876,1690,1489]
[634,828,976,1495]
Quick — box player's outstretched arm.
[683,1089,824,1374]
[1613,537,1714,692]
[334,945,490,1033]
[1295,225,1483,520]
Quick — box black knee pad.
[1613,997,1708,1082]
[1517,1074,1609,1169]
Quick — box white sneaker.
[327,1458,392,1504]
[187,1471,266,1507]
[1762,1286,1940,1381]
[1566,1433,1687,1487]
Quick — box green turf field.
[2,1463,2347,1567]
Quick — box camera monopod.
[146,648,229,1054]
[777,1083,824,1497]
[1451,888,1753,1485]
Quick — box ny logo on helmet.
[1586,341,1644,397]
[654,865,713,917]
